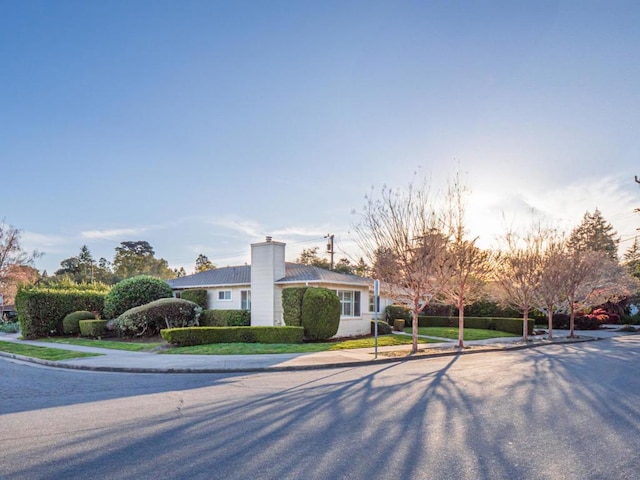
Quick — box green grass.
[404,326,518,340]
[162,334,441,355]
[37,337,163,352]
[0,340,102,361]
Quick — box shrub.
[0,322,20,333]
[385,305,412,326]
[371,319,393,335]
[282,287,308,327]
[63,311,96,335]
[417,315,534,335]
[104,276,173,319]
[180,289,208,309]
[199,309,251,327]
[161,326,304,346]
[79,319,108,337]
[113,298,202,337]
[15,285,108,339]
[301,288,340,340]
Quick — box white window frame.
[218,290,232,301]
[241,290,251,310]
[337,290,361,318]
[369,294,381,313]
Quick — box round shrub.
[371,319,393,335]
[113,298,202,337]
[104,275,173,319]
[301,287,340,341]
[63,310,95,335]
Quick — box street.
[1,336,640,480]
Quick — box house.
[167,237,391,337]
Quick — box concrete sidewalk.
[0,328,635,374]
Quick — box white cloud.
[80,227,149,240]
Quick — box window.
[241,290,251,310]
[369,294,380,313]
[218,290,232,301]
[337,290,361,317]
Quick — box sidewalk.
[0,328,635,374]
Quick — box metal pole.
[374,279,379,359]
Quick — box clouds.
[81,227,150,240]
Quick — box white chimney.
[250,238,286,326]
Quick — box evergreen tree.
[195,254,216,272]
[623,236,640,278]
[567,209,619,262]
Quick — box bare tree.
[533,232,567,340]
[0,220,40,293]
[440,173,495,348]
[493,227,546,341]
[352,178,452,353]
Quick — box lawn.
[404,326,518,340]
[162,333,442,355]
[37,337,163,352]
[0,340,102,361]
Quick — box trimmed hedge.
[16,286,107,339]
[301,288,340,340]
[199,309,251,327]
[79,319,108,337]
[371,319,393,335]
[417,315,534,335]
[161,326,304,346]
[104,275,173,319]
[114,298,202,337]
[180,289,208,309]
[282,287,308,327]
[63,311,96,335]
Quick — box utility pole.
[325,233,335,270]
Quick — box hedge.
[15,286,107,339]
[180,289,208,309]
[63,311,96,335]
[417,315,534,335]
[199,309,251,327]
[161,326,304,346]
[385,305,413,325]
[282,287,307,326]
[79,319,108,337]
[301,288,340,340]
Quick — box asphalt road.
[1,336,639,480]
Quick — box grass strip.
[0,340,102,361]
[405,326,518,340]
[161,334,441,355]
[37,338,163,352]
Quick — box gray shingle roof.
[167,263,371,289]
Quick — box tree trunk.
[569,303,575,338]
[458,299,465,348]
[547,308,553,340]
[523,308,529,342]
[412,306,419,354]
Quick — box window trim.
[336,290,361,318]
[218,290,232,301]
[241,290,251,311]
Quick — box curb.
[0,335,601,374]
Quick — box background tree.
[296,247,331,270]
[567,209,619,262]
[113,241,174,279]
[195,254,216,273]
[54,246,117,284]
[623,236,640,279]
[353,178,453,353]
[0,220,40,304]
[174,267,187,277]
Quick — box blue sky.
[2,0,639,274]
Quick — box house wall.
[250,239,286,326]
[205,286,250,310]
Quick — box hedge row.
[161,326,304,346]
[199,309,250,327]
[16,286,107,339]
[63,311,96,335]
[282,287,307,326]
[79,319,108,337]
[418,316,534,335]
[180,289,208,309]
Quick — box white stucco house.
[167,237,391,338]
